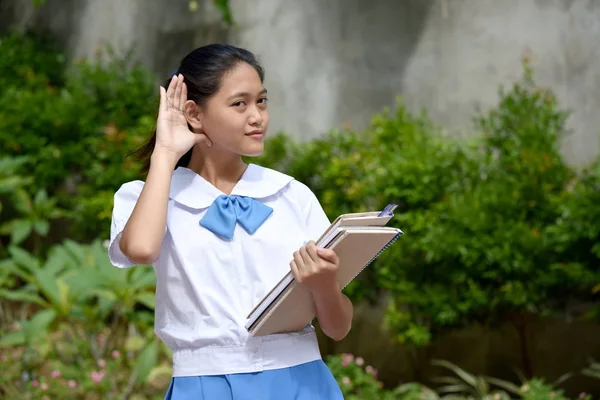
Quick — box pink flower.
[32,380,39,388]
[41,383,48,391]
[51,370,61,378]
[355,357,364,366]
[366,365,378,376]
[68,380,77,388]
[97,359,106,368]
[112,350,121,359]
[341,376,351,386]
[341,353,354,366]
[90,370,106,383]
[579,394,587,399]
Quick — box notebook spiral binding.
[341,230,403,290]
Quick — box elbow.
[326,329,350,342]
[119,238,159,265]
[323,324,352,342]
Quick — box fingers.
[159,86,167,113]
[305,241,319,263]
[166,75,177,107]
[299,245,314,265]
[290,260,301,282]
[317,247,339,265]
[293,250,306,273]
[181,78,188,107]
[173,74,183,110]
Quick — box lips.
[245,130,264,137]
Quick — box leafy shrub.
[1,30,598,399]
[0,240,168,400]
[0,31,154,243]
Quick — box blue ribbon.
[200,195,273,240]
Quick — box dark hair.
[132,44,265,174]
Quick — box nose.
[248,106,264,126]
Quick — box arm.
[311,278,354,341]
[290,242,354,341]
[119,152,177,264]
[118,74,210,264]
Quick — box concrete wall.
[229,0,600,165]
[2,0,600,393]
[2,0,599,165]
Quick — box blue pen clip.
[377,204,398,217]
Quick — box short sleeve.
[108,180,144,268]
[301,186,331,242]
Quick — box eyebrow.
[228,89,268,101]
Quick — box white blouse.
[108,164,331,376]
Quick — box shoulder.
[286,179,319,204]
[114,180,145,199]
[249,164,316,201]
[236,164,294,199]
[113,180,145,208]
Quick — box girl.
[108,44,353,399]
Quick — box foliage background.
[0,30,599,399]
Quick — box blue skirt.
[164,359,343,399]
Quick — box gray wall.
[2,0,600,392]
[2,0,599,165]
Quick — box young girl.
[108,44,353,399]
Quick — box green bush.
[0,31,155,243]
[254,61,600,377]
[1,30,599,399]
[0,240,167,400]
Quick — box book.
[245,204,403,336]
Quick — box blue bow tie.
[200,195,273,240]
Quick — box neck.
[187,145,248,195]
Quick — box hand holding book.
[245,204,403,336]
[290,241,340,294]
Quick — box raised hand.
[154,74,211,159]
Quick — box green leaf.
[33,219,49,236]
[135,292,156,309]
[133,340,158,384]
[0,288,49,307]
[0,330,25,347]
[125,336,146,352]
[212,0,233,25]
[432,359,478,387]
[35,269,70,314]
[34,189,48,206]
[23,309,57,343]
[11,220,32,244]
[12,188,32,214]
[8,245,40,272]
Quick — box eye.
[258,97,268,104]
[232,101,246,107]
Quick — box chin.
[241,143,265,157]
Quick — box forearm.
[120,151,177,264]
[312,282,354,341]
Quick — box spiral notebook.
[245,204,403,336]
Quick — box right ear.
[183,100,203,131]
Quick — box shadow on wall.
[0,0,84,52]
[0,0,229,81]
[316,0,436,131]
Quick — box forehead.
[218,63,264,96]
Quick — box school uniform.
[108,163,344,399]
